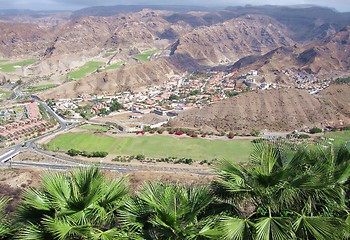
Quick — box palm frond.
[219,216,253,240]
[255,216,295,240]
[293,215,346,240]
[16,223,48,240]
[43,215,92,240]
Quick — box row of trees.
[1,142,350,239]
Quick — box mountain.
[37,15,299,99]
[0,5,349,100]
[0,21,52,56]
[227,25,350,78]
[172,15,295,66]
[224,5,350,41]
[72,5,217,18]
[172,85,350,132]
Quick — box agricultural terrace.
[0,59,37,72]
[103,62,125,71]
[133,49,159,62]
[24,84,57,92]
[68,61,103,80]
[47,133,253,162]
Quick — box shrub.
[157,129,164,134]
[341,126,350,131]
[67,149,80,156]
[298,133,311,139]
[309,127,323,134]
[91,151,108,157]
[250,129,260,137]
[136,154,145,161]
[228,132,235,139]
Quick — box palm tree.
[0,197,12,239]
[120,182,219,240]
[15,167,129,240]
[213,142,350,240]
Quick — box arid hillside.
[173,85,350,132]
[173,15,295,66]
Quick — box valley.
[0,4,349,174]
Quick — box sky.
[0,0,349,12]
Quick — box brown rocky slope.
[173,85,350,132]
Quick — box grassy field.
[0,60,8,63]
[80,125,109,132]
[0,59,36,72]
[133,49,158,62]
[103,62,125,71]
[0,90,12,100]
[68,61,103,80]
[24,84,57,92]
[325,130,350,145]
[47,133,253,162]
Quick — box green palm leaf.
[219,216,253,240]
[43,215,91,240]
[16,223,47,240]
[255,216,295,240]
[293,215,345,240]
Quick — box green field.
[133,49,158,62]
[0,90,12,99]
[0,59,36,72]
[80,125,109,132]
[68,61,103,80]
[325,130,350,145]
[25,84,57,92]
[47,133,253,162]
[0,60,8,63]
[103,62,125,71]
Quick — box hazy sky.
[0,0,349,12]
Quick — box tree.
[16,168,129,240]
[98,108,109,116]
[213,143,350,240]
[109,100,123,112]
[120,183,218,239]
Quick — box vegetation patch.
[24,84,57,92]
[0,59,36,72]
[47,133,252,161]
[103,62,125,71]
[0,90,12,100]
[325,130,350,145]
[133,49,159,62]
[80,124,109,132]
[68,61,104,80]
